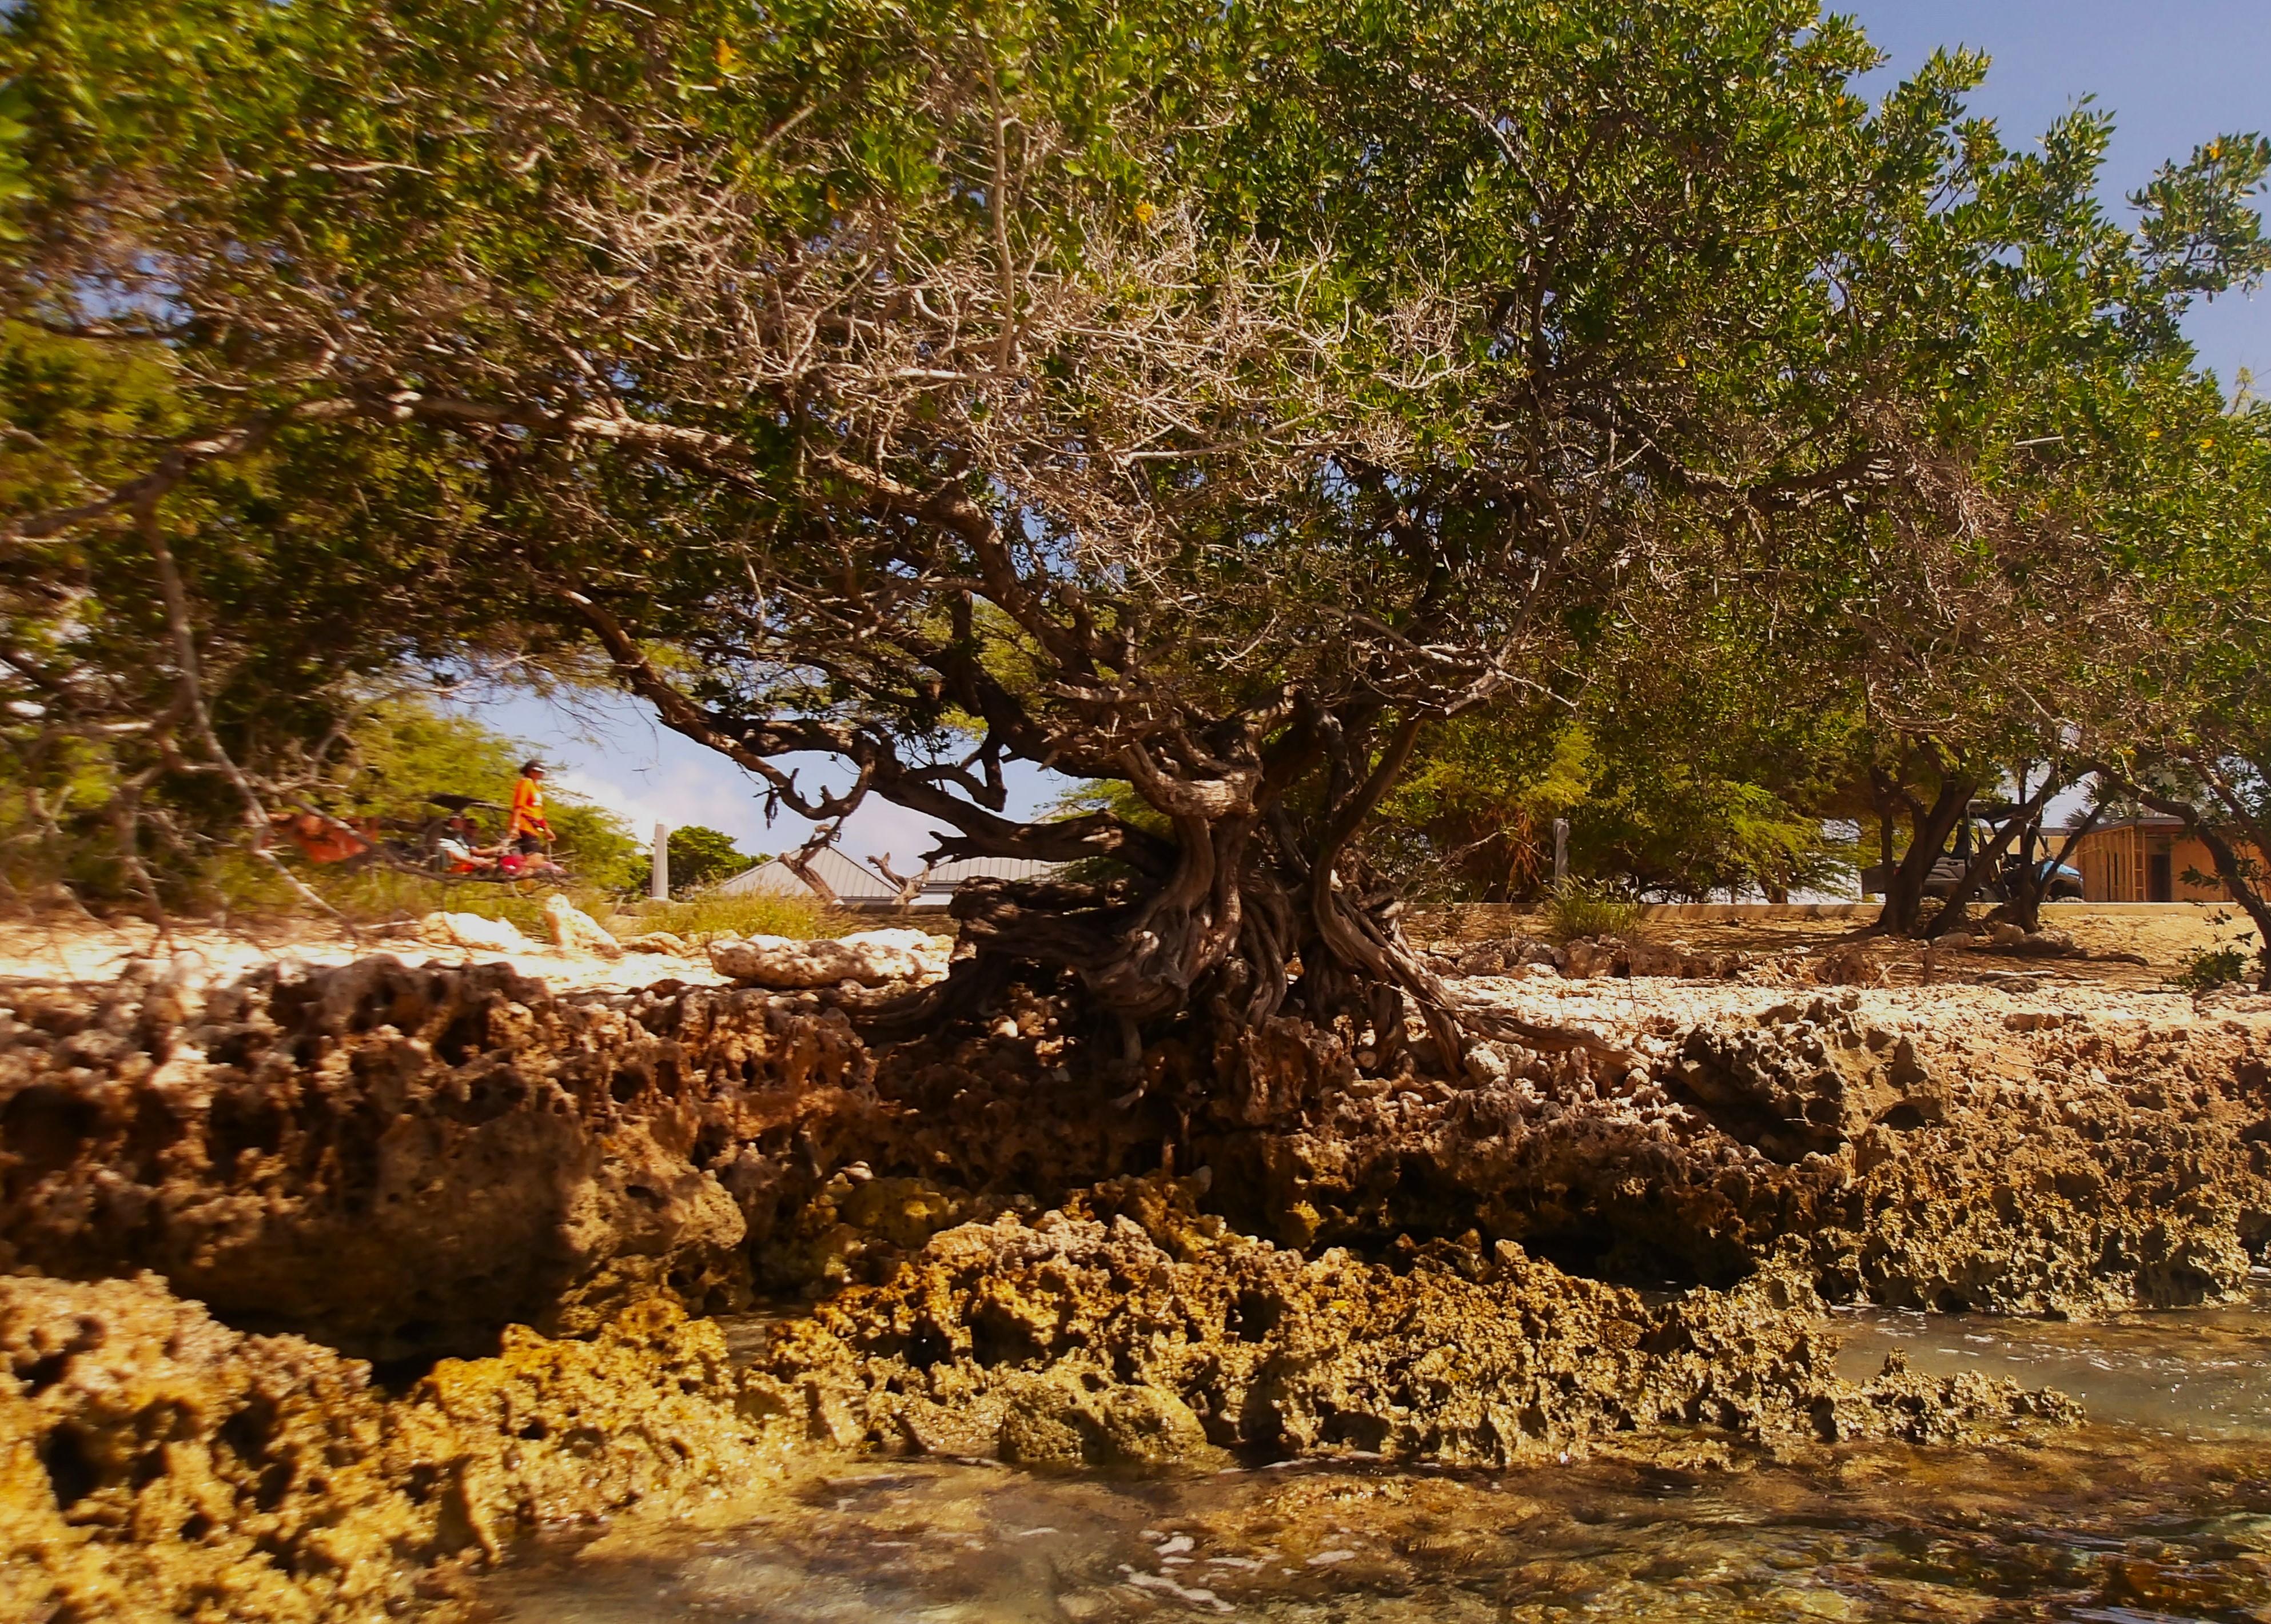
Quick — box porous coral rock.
[838,928,953,972]
[1560,936,1625,979]
[710,932,935,988]
[1221,977,2271,1316]
[1624,939,1690,978]
[743,1196,2075,1469]
[0,1272,784,1622]
[1667,992,1946,1160]
[0,958,875,1359]
[10,951,2269,1375]
[994,1370,1218,1467]
[0,1271,424,1621]
[543,893,623,959]
[388,1296,778,1558]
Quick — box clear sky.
[463,2,2271,866]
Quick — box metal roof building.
[712,848,1062,909]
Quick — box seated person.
[436,816,499,873]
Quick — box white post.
[651,823,670,901]
[1552,817,1569,886]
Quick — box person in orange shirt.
[507,760,554,856]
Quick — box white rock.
[1561,936,1624,978]
[839,927,938,954]
[543,893,623,959]
[709,932,928,988]
[416,911,528,954]
[839,928,953,973]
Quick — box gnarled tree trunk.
[880,781,1629,1107]
[2005,797,2104,932]
[1923,773,2062,938]
[569,590,1630,1099]
[1871,770,1977,938]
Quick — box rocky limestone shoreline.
[3,944,2268,1617]
[3,1201,2076,1620]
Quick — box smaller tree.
[667,825,754,895]
[2079,365,2271,980]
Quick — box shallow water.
[1829,1277,2271,1445]
[479,1282,2271,1623]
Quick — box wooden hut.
[2062,815,2252,903]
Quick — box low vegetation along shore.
[5,920,2266,1618]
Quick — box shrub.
[1544,880,1643,943]
[664,825,756,893]
[2175,944,2258,995]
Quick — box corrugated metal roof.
[712,847,899,901]
[919,856,1063,889]
[711,847,1063,905]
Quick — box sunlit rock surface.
[743,1179,2078,1467]
[0,958,865,1359]
[708,930,949,989]
[6,958,2269,1369]
[0,1272,779,1622]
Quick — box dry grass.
[305,867,623,941]
[605,893,839,944]
[603,893,960,944]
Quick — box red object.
[272,811,370,865]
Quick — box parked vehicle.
[1915,853,2084,903]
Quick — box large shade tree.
[5,0,2261,1080]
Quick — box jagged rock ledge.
[744,1176,2079,1470]
[0,955,886,1360]
[1234,982,2271,1316]
[5,956,2270,1368]
[5,1192,2077,1622]
[1,1272,772,1622]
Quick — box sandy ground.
[0,901,2257,1004]
[0,913,731,994]
[1423,903,2257,992]
[1460,971,2268,1054]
